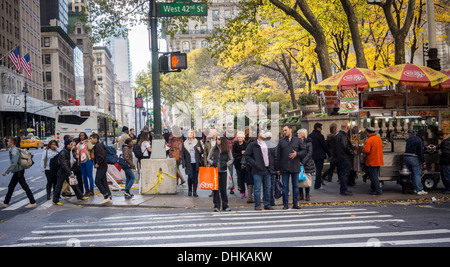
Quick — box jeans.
[404,156,423,192]
[253,169,272,208]
[188,163,199,193]
[282,172,299,207]
[337,159,352,193]
[314,159,324,189]
[80,159,94,191]
[123,168,136,191]
[441,165,450,191]
[367,166,382,194]
[213,172,228,210]
[4,170,35,205]
[53,171,84,203]
[95,166,111,199]
[322,162,336,180]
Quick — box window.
[45,89,52,100]
[182,41,190,53]
[58,115,88,125]
[201,40,208,48]
[43,37,50,47]
[76,39,83,45]
[45,72,52,82]
[212,10,219,21]
[44,54,51,64]
[97,68,102,73]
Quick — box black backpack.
[49,151,61,173]
[133,143,144,159]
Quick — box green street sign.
[157,0,208,17]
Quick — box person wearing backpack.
[1,137,36,208]
[41,140,59,200]
[52,139,88,206]
[91,133,112,204]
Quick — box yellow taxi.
[20,136,44,149]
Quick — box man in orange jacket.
[363,127,384,195]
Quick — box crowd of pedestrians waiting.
[1,121,449,211]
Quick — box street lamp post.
[149,0,162,139]
[425,0,441,70]
[22,82,29,136]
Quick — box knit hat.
[64,139,73,146]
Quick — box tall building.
[41,25,76,103]
[93,46,114,115]
[107,36,135,130]
[40,0,69,33]
[68,11,95,106]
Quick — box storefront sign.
[0,94,56,118]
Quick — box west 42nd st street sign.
[156,0,207,17]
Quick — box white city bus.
[55,106,116,145]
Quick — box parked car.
[20,136,44,149]
[42,137,53,147]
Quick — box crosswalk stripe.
[19,226,379,245]
[305,237,450,247]
[141,229,450,247]
[3,190,47,211]
[42,214,395,229]
[32,219,404,235]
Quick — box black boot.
[305,188,310,201]
[299,188,304,200]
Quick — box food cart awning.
[376,63,449,87]
[312,67,392,91]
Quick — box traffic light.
[159,55,169,72]
[170,53,187,69]
[108,105,111,111]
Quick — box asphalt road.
[1,148,450,248]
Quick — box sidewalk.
[67,178,450,209]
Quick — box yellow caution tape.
[96,169,177,197]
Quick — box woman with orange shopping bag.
[207,137,233,212]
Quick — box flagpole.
[0,45,20,62]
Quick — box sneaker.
[223,207,231,212]
[100,197,113,204]
[53,201,63,206]
[25,203,37,209]
[417,190,428,196]
[79,196,89,201]
[213,207,220,212]
[0,202,8,208]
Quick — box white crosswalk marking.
[3,207,450,247]
[0,187,50,211]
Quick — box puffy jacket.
[57,147,72,177]
[301,137,316,173]
[308,129,331,160]
[439,137,450,165]
[363,133,384,167]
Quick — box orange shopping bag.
[199,167,218,190]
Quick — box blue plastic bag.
[299,165,307,182]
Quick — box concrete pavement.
[67,177,450,209]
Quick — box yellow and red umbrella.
[439,69,450,91]
[313,67,392,91]
[377,63,449,87]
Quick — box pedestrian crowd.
[1,121,450,211]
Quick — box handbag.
[69,174,78,186]
[117,154,131,169]
[199,166,218,190]
[274,176,283,199]
[298,165,307,182]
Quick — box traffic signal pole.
[150,0,162,139]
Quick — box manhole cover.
[67,217,98,224]
[391,221,438,228]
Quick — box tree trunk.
[340,0,368,68]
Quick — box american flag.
[8,46,21,72]
[20,53,32,77]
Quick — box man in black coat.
[333,123,354,196]
[91,133,112,204]
[277,125,306,209]
[308,122,331,190]
[53,139,87,205]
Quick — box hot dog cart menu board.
[339,87,359,113]
[442,111,450,135]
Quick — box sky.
[128,24,168,84]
